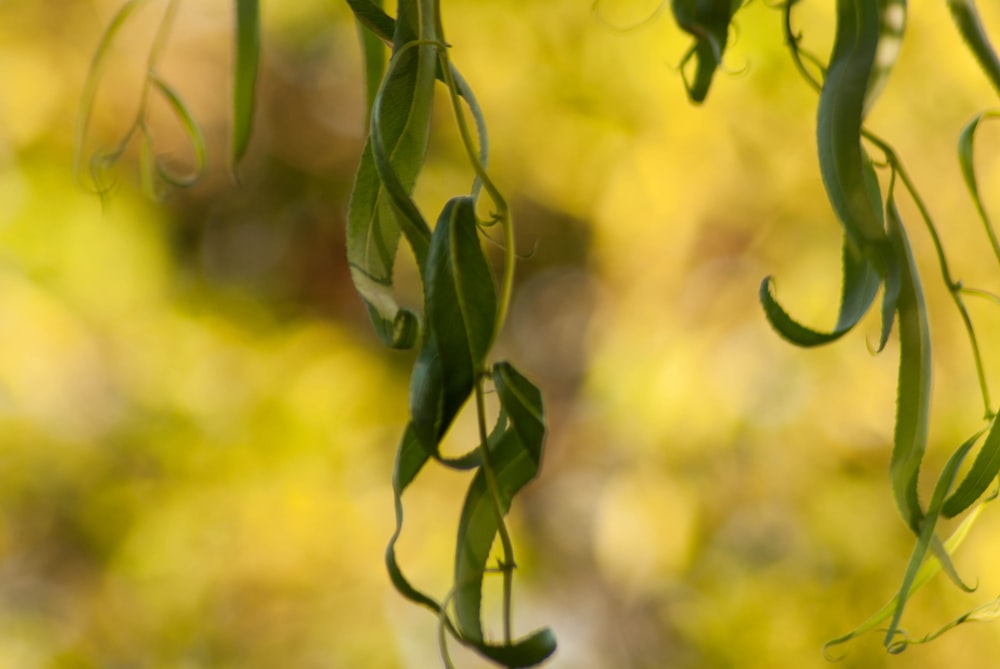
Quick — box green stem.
[474,373,516,646]
[864,130,995,419]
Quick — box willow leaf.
[824,493,988,656]
[232,0,259,174]
[150,75,206,188]
[890,594,1000,651]
[888,190,930,533]
[947,0,1000,96]
[453,363,554,666]
[944,420,1000,517]
[355,0,387,115]
[385,423,444,613]
[759,237,880,346]
[670,0,744,103]
[818,0,891,252]
[884,435,978,650]
[410,197,497,449]
[346,0,437,349]
[957,111,1000,265]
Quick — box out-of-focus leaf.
[890,594,1000,651]
[346,0,437,349]
[150,75,206,189]
[74,0,150,186]
[410,196,497,450]
[232,0,259,175]
[670,0,744,103]
[957,111,1000,264]
[947,0,1000,96]
[453,362,554,667]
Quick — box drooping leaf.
[74,0,151,186]
[759,237,880,346]
[150,75,207,189]
[884,434,978,650]
[670,0,745,103]
[232,0,259,175]
[957,111,1000,265]
[824,489,990,656]
[887,188,930,533]
[947,0,1000,96]
[410,196,497,449]
[817,0,892,253]
[452,363,554,667]
[354,0,387,115]
[943,419,1000,517]
[346,0,438,349]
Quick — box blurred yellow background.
[2,0,1000,667]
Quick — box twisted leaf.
[947,0,1000,95]
[453,362,554,666]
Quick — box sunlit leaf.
[150,75,206,188]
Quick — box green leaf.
[884,434,978,650]
[150,75,207,189]
[759,237,880,346]
[670,0,744,103]
[957,111,1000,265]
[232,0,259,175]
[887,190,930,534]
[385,423,444,614]
[346,1,437,349]
[410,196,498,449]
[824,489,990,656]
[943,419,1000,517]
[452,363,555,667]
[347,0,396,43]
[947,0,1000,96]
[817,0,892,252]
[354,0,387,116]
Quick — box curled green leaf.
[670,0,744,103]
[759,237,880,346]
[453,363,554,666]
[943,419,1000,518]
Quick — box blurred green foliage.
[1,0,1000,667]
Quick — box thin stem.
[474,374,516,646]
[865,130,995,419]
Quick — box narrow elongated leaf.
[944,420,1000,517]
[346,0,437,349]
[410,197,497,448]
[759,237,880,346]
[884,435,978,650]
[864,0,907,116]
[887,192,930,533]
[824,492,989,656]
[355,0,387,115]
[385,423,443,613]
[346,0,396,43]
[232,0,259,173]
[150,75,207,188]
[817,0,891,251]
[957,111,1000,265]
[74,0,151,185]
[453,363,554,666]
[947,0,1000,96]
[890,594,1000,651]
